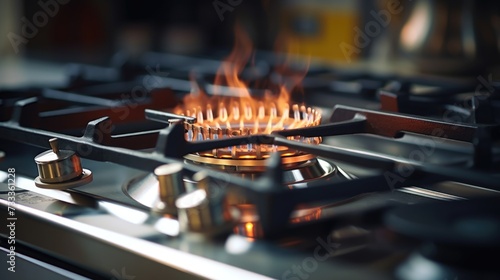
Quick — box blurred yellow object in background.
[281,0,359,62]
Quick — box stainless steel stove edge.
[0,184,391,280]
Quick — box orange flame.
[174,25,316,136]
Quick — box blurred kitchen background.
[1,0,500,85]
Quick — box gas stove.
[1,52,500,280]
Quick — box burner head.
[180,102,321,167]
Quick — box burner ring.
[184,153,316,168]
[180,102,322,161]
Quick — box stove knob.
[194,170,243,206]
[175,173,234,236]
[34,138,92,189]
[35,138,83,183]
[154,163,186,214]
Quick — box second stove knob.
[154,162,186,214]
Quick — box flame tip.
[173,25,315,138]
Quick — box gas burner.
[180,102,321,163]
[180,102,328,182]
[175,100,330,183]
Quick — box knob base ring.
[34,169,93,190]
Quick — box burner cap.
[384,198,500,248]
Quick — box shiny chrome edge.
[398,187,465,201]
[184,153,317,167]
